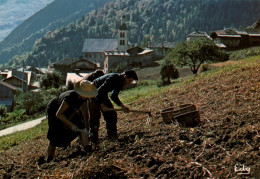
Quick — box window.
[120,32,125,38]
[120,40,125,45]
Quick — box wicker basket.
[160,104,199,126]
[174,110,200,127]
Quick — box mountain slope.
[0,0,54,41]
[0,0,112,64]
[8,0,260,67]
[0,56,259,178]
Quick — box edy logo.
[234,164,250,175]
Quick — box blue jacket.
[93,73,125,106]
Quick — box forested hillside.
[0,0,112,65]
[4,0,260,67]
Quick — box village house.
[2,76,27,91]
[0,81,17,111]
[210,27,260,49]
[51,57,98,80]
[0,69,38,91]
[147,41,176,58]
[186,29,211,41]
[104,47,154,72]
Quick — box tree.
[160,58,179,85]
[15,91,44,114]
[166,38,228,74]
[40,71,63,90]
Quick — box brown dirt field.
[0,65,259,178]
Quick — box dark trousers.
[101,99,118,138]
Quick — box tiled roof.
[53,58,96,66]
[187,30,209,37]
[3,76,26,82]
[82,39,118,52]
[148,41,177,48]
[104,49,153,56]
[213,28,258,37]
[0,81,18,91]
[246,28,260,34]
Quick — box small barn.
[2,76,27,91]
[0,81,17,111]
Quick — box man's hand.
[120,104,129,113]
[70,124,78,132]
[100,103,111,112]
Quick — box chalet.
[186,29,211,41]
[2,76,27,91]
[210,28,260,49]
[52,57,97,78]
[147,41,176,57]
[104,47,154,72]
[82,15,133,68]
[6,69,36,86]
[0,81,17,111]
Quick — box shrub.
[0,105,7,118]
[3,109,28,124]
[160,59,179,85]
[15,91,45,115]
[40,71,63,90]
[109,62,128,73]
[198,64,210,73]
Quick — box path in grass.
[0,116,46,137]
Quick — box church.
[81,15,154,72]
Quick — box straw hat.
[74,80,98,98]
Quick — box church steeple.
[118,15,128,51]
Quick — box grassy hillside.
[0,55,259,178]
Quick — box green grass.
[0,119,48,152]
[0,55,259,151]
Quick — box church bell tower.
[117,15,128,51]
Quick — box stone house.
[147,41,176,58]
[104,47,154,72]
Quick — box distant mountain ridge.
[0,0,112,64]
[2,0,260,67]
[0,0,54,41]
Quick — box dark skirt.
[46,97,84,147]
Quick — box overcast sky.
[0,0,54,42]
